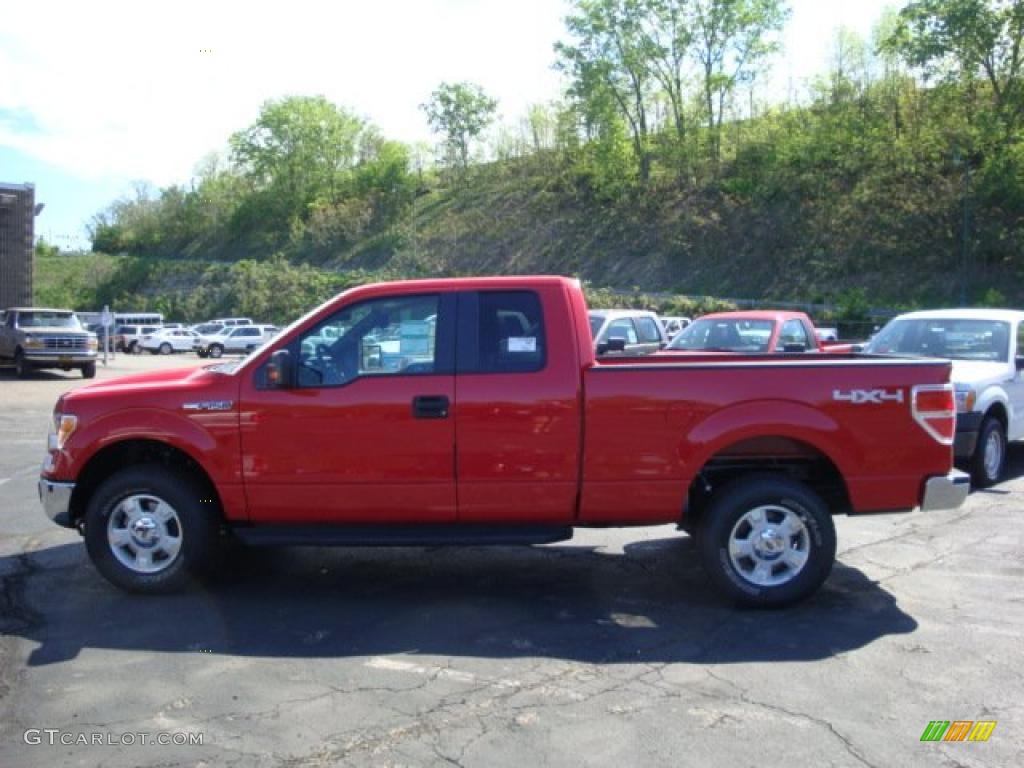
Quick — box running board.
[230,524,574,548]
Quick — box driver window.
[297,294,439,388]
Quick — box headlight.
[48,414,78,451]
[954,387,976,413]
[24,336,43,349]
[87,336,98,350]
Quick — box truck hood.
[62,364,229,405]
[949,360,1009,388]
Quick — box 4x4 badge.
[833,389,905,404]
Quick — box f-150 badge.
[833,389,905,404]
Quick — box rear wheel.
[159,342,173,355]
[129,341,140,355]
[698,475,836,608]
[209,344,224,358]
[84,465,219,593]
[970,417,1006,488]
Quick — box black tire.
[970,417,1006,488]
[159,342,173,355]
[129,341,140,355]
[209,344,224,359]
[698,475,837,608]
[84,465,220,593]
[14,350,30,379]
[81,362,96,379]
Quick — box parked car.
[189,322,225,336]
[141,328,200,355]
[210,317,253,327]
[589,310,669,356]
[195,324,279,358]
[0,307,98,378]
[664,311,822,354]
[112,325,162,354]
[660,316,691,338]
[861,309,1024,486]
[39,276,966,607]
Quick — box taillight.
[912,384,956,445]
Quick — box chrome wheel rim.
[107,494,183,574]
[983,431,1003,480]
[728,505,810,587]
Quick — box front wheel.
[84,465,219,593]
[14,350,30,379]
[209,344,224,359]
[970,417,1006,488]
[698,475,836,608]
[81,362,96,379]
[159,342,173,355]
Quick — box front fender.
[58,407,241,487]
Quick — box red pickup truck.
[664,310,824,354]
[38,277,968,606]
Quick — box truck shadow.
[4,536,917,668]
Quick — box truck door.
[239,292,457,523]
[454,288,582,522]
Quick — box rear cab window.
[458,291,546,374]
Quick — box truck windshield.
[17,311,82,329]
[668,318,774,352]
[865,319,1010,362]
[588,316,605,337]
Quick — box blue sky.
[1,0,902,250]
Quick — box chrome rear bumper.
[920,470,970,512]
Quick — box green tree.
[557,0,655,182]
[421,82,498,172]
[229,95,366,238]
[885,0,1024,139]
[691,0,790,164]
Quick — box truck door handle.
[412,395,450,419]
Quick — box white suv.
[864,309,1024,486]
[196,325,279,358]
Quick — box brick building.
[0,182,36,309]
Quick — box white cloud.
[1,0,570,186]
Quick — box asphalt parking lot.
[1,355,1022,767]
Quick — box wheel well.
[69,440,223,524]
[685,436,852,527]
[984,403,1008,431]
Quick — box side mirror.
[265,349,293,389]
[597,337,627,355]
[781,343,807,353]
[851,344,864,354]
[1016,355,1024,372]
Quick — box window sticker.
[507,337,537,353]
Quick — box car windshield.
[865,318,1011,362]
[668,318,775,352]
[17,311,81,329]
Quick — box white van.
[210,317,253,327]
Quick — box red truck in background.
[664,310,831,354]
[38,277,968,607]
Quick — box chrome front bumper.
[920,469,971,512]
[38,478,75,528]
